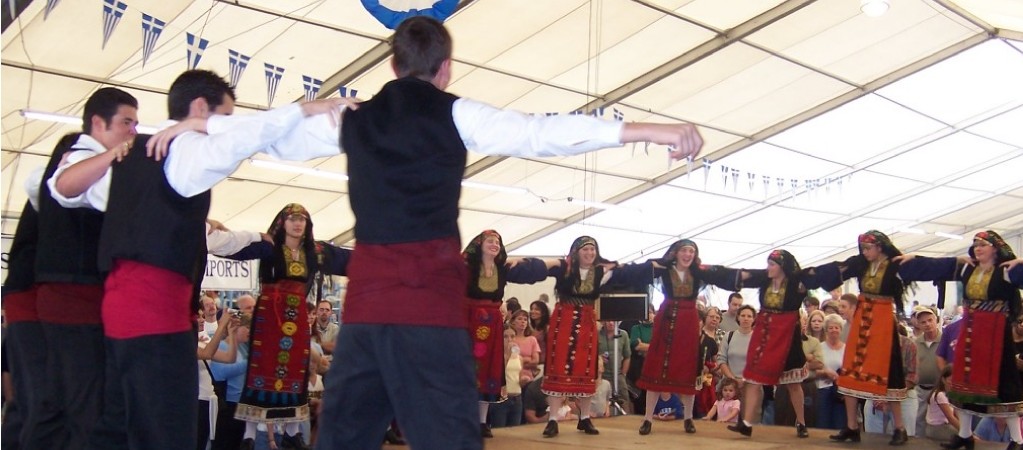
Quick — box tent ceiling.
[3,0,1022,273]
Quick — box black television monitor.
[596,293,649,322]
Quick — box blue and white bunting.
[337,86,358,98]
[101,0,127,49]
[303,76,323,101]
[228,50,251,88]
[612,108,624,121]
[43,0,61,20]
[264,63,285,107]
[140,13,165,67]
[185,33,209,70]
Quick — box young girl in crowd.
[925,366,958,442]
[705,378,741,423]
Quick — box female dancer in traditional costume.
[461,230,548,438]
[724,249,811,439]
[810,230,911,446]
[898,230,1023,450]
[540,236,656,438]
[636,239,736,436]
[224,204,351,450]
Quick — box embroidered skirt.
[948,300,1023,416]
[637,297,702,394]
[542,300,599,397]
[236,280,311,423]
[836,294,907,401]
[744,309,807,385]
[468,299,505,402]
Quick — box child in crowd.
[704,378,741,423]
[652,392,684,421]
[924,366,958,442]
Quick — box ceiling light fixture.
[20,108,161,134]
[897,227,926,235]
[460,180,530,195]
[860,0,891,17]
[934,231,963,240]
[248,159,349,181]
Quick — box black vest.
[341,77,466,244]
[3,202,39,292]
[34,133,108,285]
[98,136,211,282]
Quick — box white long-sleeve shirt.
[267,97,625,161]
[205,223,261,256]
[48,104,313,211]
[49,98,625,211]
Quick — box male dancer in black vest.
[3,88,139,450]
[49,70,351,450]
[306,16,706,450]
[130,19,703,449]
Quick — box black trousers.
[42,322,106,450]
[4,321,67,449]
[86,331,197,450]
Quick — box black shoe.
[384,428,406,445]
[542,420,559,438]
[577,418,599,435]
[239,438,255,450]
[889,428,908,446]
[684,418,696,434]
[639,420,652,435]
[1006,442,1021,450]
[940,435,975,450]
[829,427,861,443]
[727,420,752,437]
[796,422,809,438]
[480,423,493,438]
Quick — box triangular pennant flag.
[748,172,755,192]
[185,33,209,70]
[703,159,712,191]
[302,76,323,102]
[731,168,740,192]
[228,50,251,88]
[337,86,358,98]
[264,63,285,107]
[720,165,729,189]
[101,0,127,49]
[43,0,61,20]
[776,177,785,194]
[762,175,770,196]
[140,13,166,67]
[590,107,605,118]
[570,110,584,116]
[612,108,624,121]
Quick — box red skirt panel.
[744,309,807,385]
[637,298,702,394]
[947,301,1023,416]
[468,299,505,402]
[237,280,311,423]
[542,301,599,397]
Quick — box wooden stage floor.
[440,417,1009,449]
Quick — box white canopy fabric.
[3,0,1022,273]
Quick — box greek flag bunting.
[264,63,286,107]
[337,86,358,98]
[141,13,166,67]
[303,76,323,101]
[228,50,250,88]
[612,108,624,121]
[101,0,127,49]
[185,33,209,70]
[43,0,61,20]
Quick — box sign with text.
[202,255,258,291]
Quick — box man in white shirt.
[50,70,349,450]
